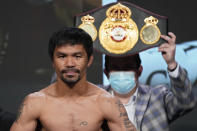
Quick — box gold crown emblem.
[81,14,95,24]
[144,16,158,25]
[106,3,131,21]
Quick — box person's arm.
[10,93,42,131]
[159,32,177,71]
[159,32,196,121]
[165,64,196,121]
[98,93,136,131]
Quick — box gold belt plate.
[99,3,139,54]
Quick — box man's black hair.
[48,27,93,61]
[105,54,141,72]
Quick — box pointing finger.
[168,32,176,43]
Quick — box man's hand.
[159,32,177,70]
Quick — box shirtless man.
[10,27,136,131]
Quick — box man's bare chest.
[39,99,103,131]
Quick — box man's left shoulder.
[88,82,113,99]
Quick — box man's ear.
[138,65,143,76]
[87,55,93,67]
[104,69,109,78]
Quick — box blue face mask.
[109,71,136,94]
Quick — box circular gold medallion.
[98,3,139,54]
[79,23,97,41]
[78,14,97,41]
[110,26,127,42]
[140,16,161,45]
[99,18,138,54]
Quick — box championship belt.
[75,1,168,57]
[99,3,138,54]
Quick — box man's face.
[53,44,92,86]
[105,56,142,94]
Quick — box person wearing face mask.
[102,32,197,131]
